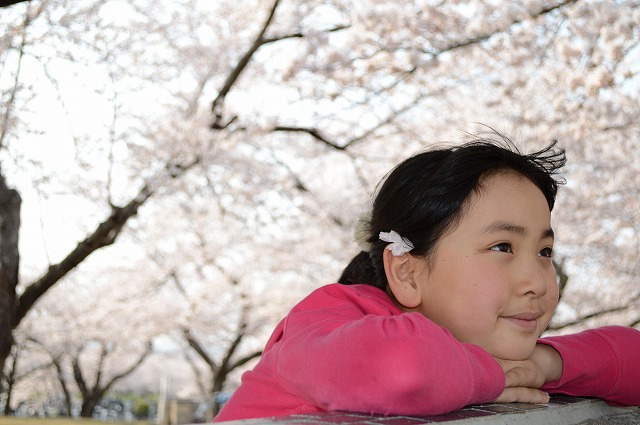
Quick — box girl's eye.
[539,247,554,258]
[490,242,513,253]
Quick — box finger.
[494,387,550,404]
[504,367,529,387]
[494,357,515,374]
[504,366,544,389]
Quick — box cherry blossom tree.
[0,0,206,383]
[1,0,639,414]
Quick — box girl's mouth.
[502,312,541,331]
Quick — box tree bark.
[0,1,28,8]
[1,351,18,415]
[0,174,21,382]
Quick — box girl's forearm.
[539,326,640,405]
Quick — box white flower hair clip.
[379,230,414,256]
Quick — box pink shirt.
[214,284,640,422]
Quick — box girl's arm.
[272,290,504,416]
[539,326,640,405]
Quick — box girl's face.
[413,172,559,360]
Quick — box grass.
[0,418,152,425]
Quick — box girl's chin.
[488,344,536,361]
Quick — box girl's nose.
[518,259,549,297]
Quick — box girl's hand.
[493,344,563,404]
[493,385,550,404]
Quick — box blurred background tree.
[1,0,638,415]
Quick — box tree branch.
[16,197,148,326]
[211,0,282,128]
[274,91,425,151]
[183,329,219,372]
[102,342,152,391]
[273,126,345,150]
[273,4,576,152]
[217,332,245,376]
[548,294,640,331]
[93,343,109,391]
[217,300,257,377]
[184,352,208,398]
[72,348,88,398]
[14,157,201,327]
[210,0,348,129]
[51,356,73,417]
[432,0,578,56]
[0,1,30,148]
[229,350,262,371]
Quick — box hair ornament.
[379,230,414,256]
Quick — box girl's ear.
[383,248,421,309]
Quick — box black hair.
[338,134,566,290]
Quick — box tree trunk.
[73,342,152,418]
[52,358,72,417]
[1,348,19,415]
[0,174,21,382]
[80,394,100,418]
[2,380,13,416]
[211,373,230,416]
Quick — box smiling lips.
[502,312,542,331]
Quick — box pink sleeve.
[539,326,640,405]
[272,289,504,416]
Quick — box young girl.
[214,137,640,422]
